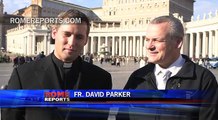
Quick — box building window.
[139,19,143,24]
[155,3,158,7]
[132,20,135,25]
[147,4,150,8]
[125,21,128,25]
[146,19,149,24]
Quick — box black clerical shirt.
[51,53,81,89]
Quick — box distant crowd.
[13,51,46,67]
[1,51,217,70]
[0,54,11,63]
[81,52,149,67]
[81,53,218,69]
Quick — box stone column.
[136,38,140,57]
[215,30,218,57]
[83,37,89,55]
[108,37,111,54]
[112,36,115,56]
[129,37,133,56]
[182,34,189,56]
[93,37,97,54]
[143,36,147,57]
[90,36,94,54]
[97,36,101,55]
[47,33,51,55]
[115,37,118,55]
[26,36,30,55]
[189,33,194,58]
[126,36,129,57]
[44,35,47,54]
[209,31,213,58]
[32,35,36,55]
[133,36,136,57]
[202,31,206,58]
[105,36,108,52]
[140,36,143,57]
[195,32,201,58]
[119,36,122,56]
[212,31,216,57]
[24,36,27,55]
[122,37,125,56]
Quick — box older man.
[117,16,218,120]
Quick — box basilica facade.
[2,0,218,59]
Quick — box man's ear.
[51,27,57,39]
[83,36,88,45]
[177,39,183,49]
[85,37,88,45]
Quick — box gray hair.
[150,16,184,40]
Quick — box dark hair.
[150,16,184,40]
[53,9,90,35]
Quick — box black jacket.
[2,54,112,120]
[117,55,218,120]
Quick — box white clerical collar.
[63,63,72,68]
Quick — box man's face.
[145,22,182,68]
[51,22,88,62]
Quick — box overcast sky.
[3,0,218,18]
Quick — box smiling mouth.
[149,51,158,54]
[64,48,76,52]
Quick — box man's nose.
[146,40,155,50]
[68,35,75,46]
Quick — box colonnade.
[186,29,218,59]
[83,35,147,57]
